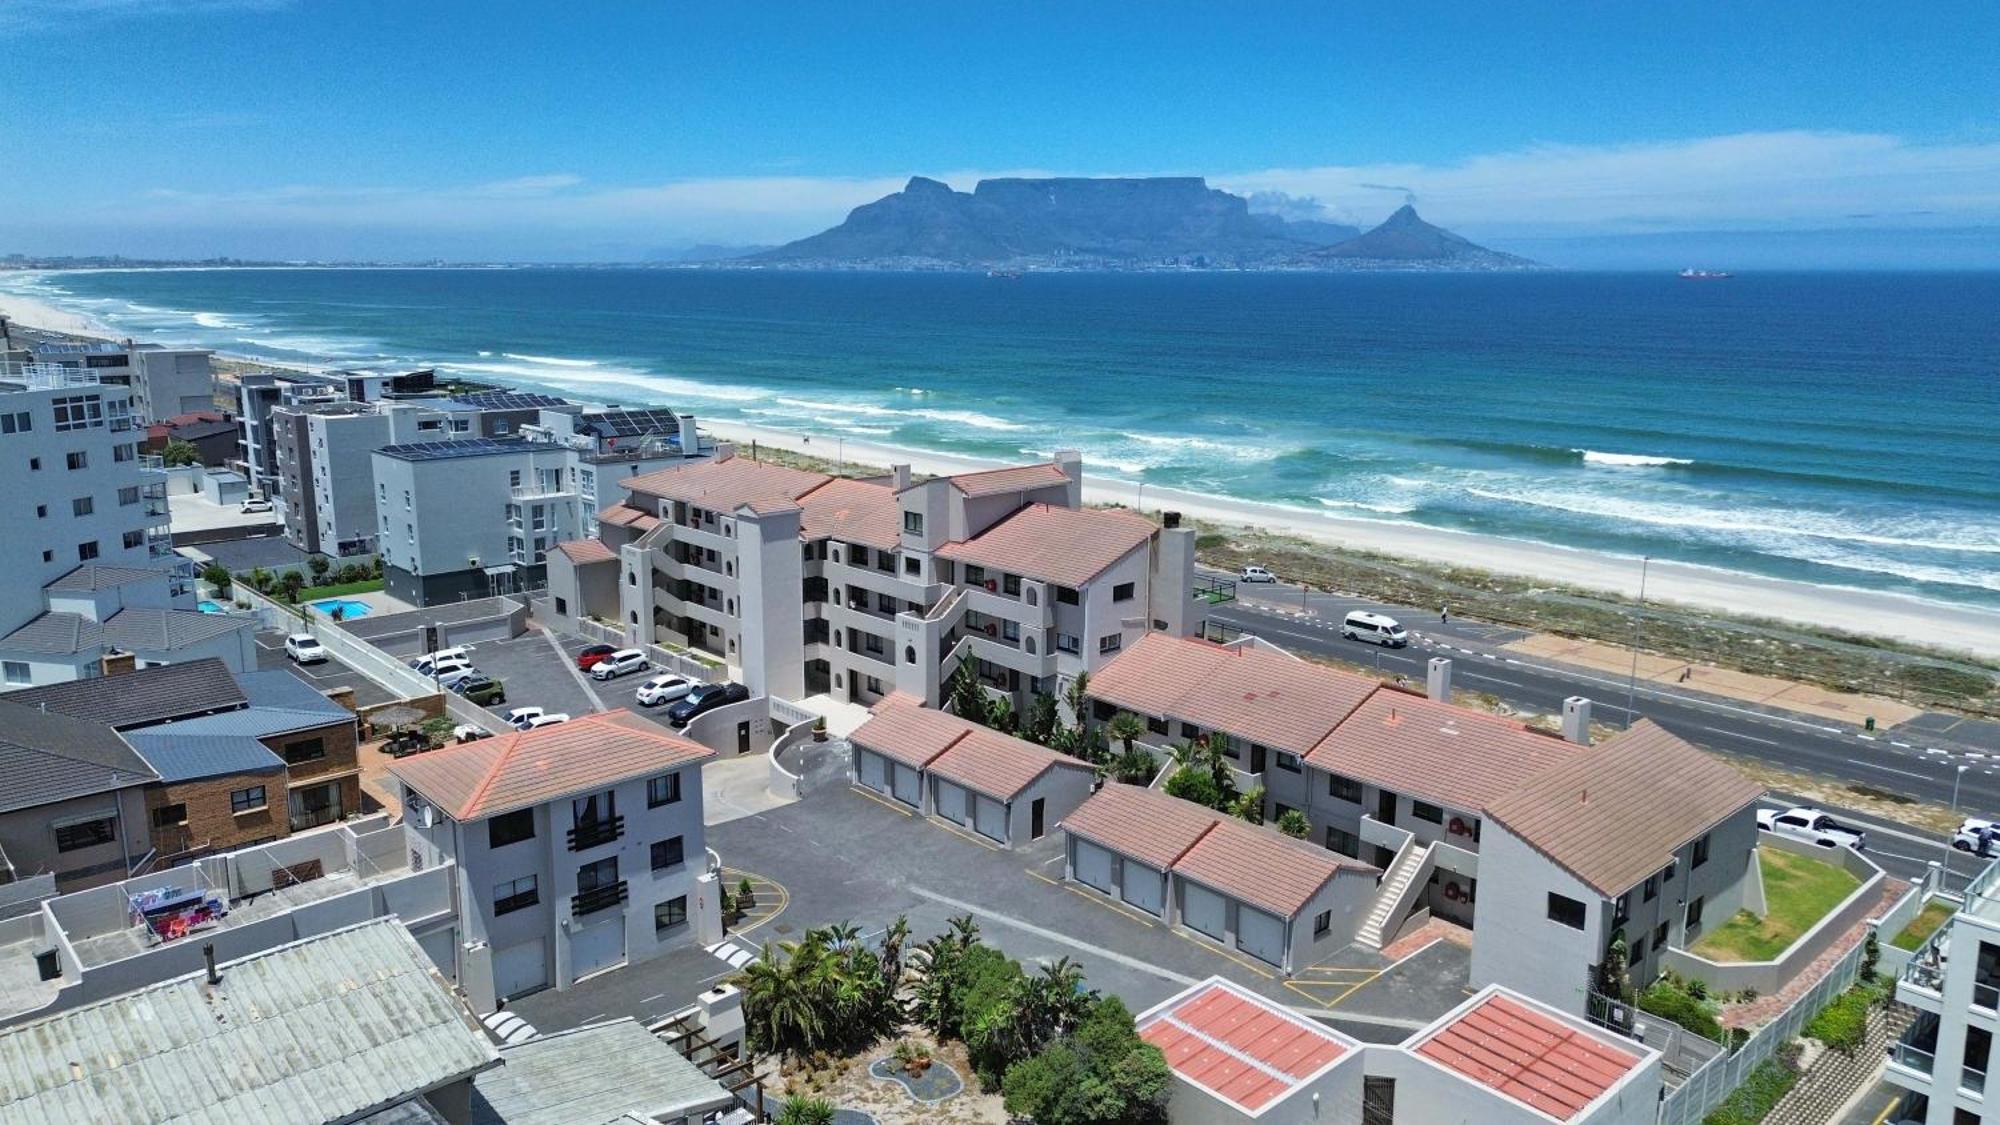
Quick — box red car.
[575,643,619,671]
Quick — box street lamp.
[1135,481,1146,513]
[1947,764,1970,875]
[1623,556,1652,728]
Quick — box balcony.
[16,363,99,390]
[566,815,624,852]
[572,880,628,917]
[510,481,574,501]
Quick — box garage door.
[858,750,890,794]
[973,794,1007,842]
[935,780,970,826]
[494,938,547,1001]
[1121,861,1166,916]
[1073,840,1115,893]
[1237,906,1287,967]
[1182,882,1227,940]
[569,915,626,982]
[891,763,921,807]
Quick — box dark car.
[666,681,750,728]
[575,643,619,671]
[451,674,506,706]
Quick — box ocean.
[8,267,1999,610]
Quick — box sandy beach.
[0,289,116,339]
[704,417,2000,660]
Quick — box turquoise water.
[10,267,2000,608]
[197,600,223,614]
[312,598,372,619]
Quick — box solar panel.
[451,390,570,410]
[377,437,530,460]
[583,408,682,437]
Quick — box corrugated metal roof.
[468,1019,733,1124]
[0,918,498,1125]
[125,731,287,783]
[44,564,164,592]
[0,702,157,812]
[390,711,713,821]
[234,669,352,719]
[132,702,347,741]
[6,658,247,729]
[936,504,1156,588]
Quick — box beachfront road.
[1201,588,2000,825]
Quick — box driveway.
[253,628,397,707]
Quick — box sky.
[2,0,1998,264]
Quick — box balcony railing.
[571,880,628,917]
[15,363,100,390]
[1888,1040,1936,1075]
[510,482,574,501]
[566,815,624,852]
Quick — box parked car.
[575,643,620,671]
[239,497,273,514]
[453,724,492,744]
[502,706,546,730]
[1954,818,2000,855]
[451,674,506,706]
[636,674,700,707]
[1239,565,1277,583]
[522,713,570,730]
[435,665,484,691]
[1341,610,1409,648]
[426,656,474,683]
[284,633,327,664]
[590,648,650,681]
[410,646,473,677]
[1757,806,1867,851]
[666,681,750,728]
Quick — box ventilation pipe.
[1562,697,1593,745]
[1426,657,1452,703]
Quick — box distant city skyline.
[3,0,1997,265]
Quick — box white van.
[1341,611,1409,648]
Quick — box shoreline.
[704,417,2000,660]
[6,284,1999,660]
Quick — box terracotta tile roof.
[1483,720,1764,897]
[926,725,1090,801]
[849,697,974,770]
[1414,992,1642,1121]
[945,462,1072,498]
[1173,815,1371,918]
[551,539,616,565]
[1304,690,1581,814]
[1138,979,1354,1113]
[936,503,1155,588]
[623,456,829,515]
[797,476,902,549]
[388,711,713,821]
[1061,783,1222,871]
[597,503,661,530]
[1087,634,1378,757]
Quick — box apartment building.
[1891,855,2000,1123]
[272,399,460,556]
[23,340,215,423]
[550,447,1200,709]
[234,369,346,496]
[390,711,718,1011]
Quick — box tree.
[985,694,1017,735]
[1861,929,1880,984]
[307,554,331,582]
[1003,996,1171,1125]
[246,566,273,594]
[1598,933,1633,1002]
[1063,671,1091,726]
[1231,786,1266,825]
[1276,809,1311,839]
[1112,747,1157,786]
[277,570,306,604]
[1107,711,1145,756]
[159,438,200,467]
[1025,692,1060,746]
[774,1096,835,1125]
[1164,765,1222,809]
[880,914,911,995]
[948,653,985,721]
[200,563,232,595]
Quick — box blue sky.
[3,0,1997,262]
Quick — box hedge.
[1701,1054,1800,1125]
[1638,980,1724,1042]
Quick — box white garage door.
[569,915,626,982]
[1121,862,1166,916]
[935,780,970,825]
[973,795,1007,842]
[1182,882,1227,940]
[1073,840,1115,893]
[1238,906,1287,967]
[891,763,921,807]
[494,938,547,1001]
[859,750,890,794]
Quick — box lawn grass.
[298,577,385,601]
[1891,900,1956,951]
[1692,848,1863,962]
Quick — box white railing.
[16,363,100,389]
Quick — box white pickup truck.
[1756,807,1867,851]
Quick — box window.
[850,546,870,569]
[1056,633,1080,655]
[903,510,923,534]
[122,530,144,550]
[35,505,46,518]
[488,808,536,848]
[651,836,685,871]
[1056,586,1079,605]
[1274,751,1302,773]
[71,496,93,516]
[1643,875,1658,902]
[1327,773,1362,803]
[904,556,920,575]
[1654,921,1670,949]
[577,856,619,892]
[1662,859,1678,882]
[648,773,682,807]
[655,895,688,932]
[1146,714,1168,735]
[508,469,521,487]
[1692,834,1711,869]
[152,803,188,828]
[1614,893,1631,924]
[1630,936,1646,964]
[1003,573,1021,596]
[1097,634,1122,655]
[1112,581,1135,602]
[52,394,103,432]
[113,443,134,462]
[54,817,117,852]
[77,541,99,562]
[282,737,325,764]
[2,661,27,684]
[1313,910,1333,938]
[118,485,138,506]
[0,410,30,433]
[1546,893,1587,930]
[230,786,267,814]
[1411,801,1444,824]
[494,875,539,915]
[28,457,39,470]
[1362,1076,1396,1125]
[66,450,87,470]
[1325,827,1361,857]
[1685,896,1705,930]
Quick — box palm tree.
[880,914,911,992]
[948,653,985,719]
[1063,671,1091,724]
[734,948,826,1062]
[823,921,862,950]
[946,913,980,947]
[1107,711,1145,756]
[985,694,1016,734]
[1032,956,1094,1040]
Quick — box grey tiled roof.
[468,1018,733,1125]
[125,731,286,783]
[0,611,96,654]
[4,657,245,730]
[0,607,252,657]
[0,701,157,813]
[44,564,165,592]
[0,918,499,1124]
[236,669,352,720]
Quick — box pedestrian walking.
[1440,604,1449,624]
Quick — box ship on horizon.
[1679,268,1733,280]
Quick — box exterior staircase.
[1358,841,1434,949]
[1763,1000,1915,1125]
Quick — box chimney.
[1562,697,1592,744]
[100,648,137,678]
[1054,450,1083,507]
[1163,510,1181,529]
[891,463,912,491]
[676,413,700,457]
[1426,657,1452,703]
[202,942,220,985]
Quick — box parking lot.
[428,627,726,735]
[253,628,398,708]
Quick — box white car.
[1341,610,1409,648]
[239,497,273,514]
[636,674,699,707]
[522,713,570,731]
[502,707,546,730]
[590,648,650,681]
[1239,565,1277,583]
[452,724,491,744]
[410,646,473,677]
[435,665,482,691]
[284,633,327,664]
[1954,818,2000,856]
[1757,807,1867,851]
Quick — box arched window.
[904,645,916,664]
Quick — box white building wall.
[1468,823,1605,1016]
[1004,763,1095,847]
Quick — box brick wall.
[264,717,364,828]
[145,771,286,862]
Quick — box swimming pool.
[312,598,373,619]
[198,600,224,614]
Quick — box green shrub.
[1164,765,1221,808]
[1701,1048,1800,1125]
[774,1095,835,1125]
[1275,809,1311,839]
[1638,980,1723,1042]
[1804,980,1888,1053]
